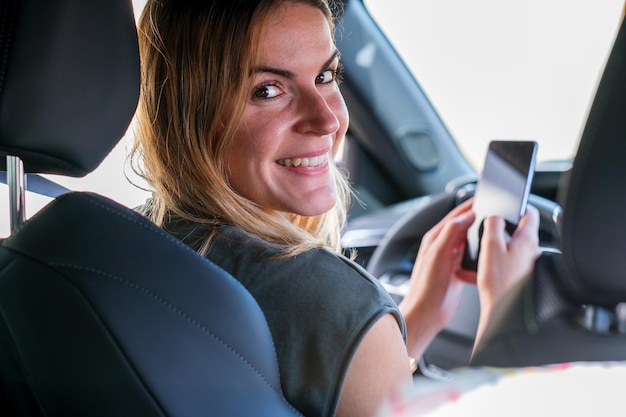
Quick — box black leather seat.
[0,1,301,416]
[471,15,626,367]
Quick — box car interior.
[1,0,625,415]
[0,0,302,415]
[337,0,626,376]
[470,7,626,367]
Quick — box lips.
[276,153,329,168]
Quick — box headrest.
[0,0,139,176]
[558,17,626,307]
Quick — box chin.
[295,198,337,217]
[278,186,338,217]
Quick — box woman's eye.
[317,70,335,84]
[252,84,282,100]
[316,64,345,86]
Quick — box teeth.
[278,153,328,168]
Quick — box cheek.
[224,151,245,194]
[226,124,256,186]
[227,118,274,179]
[331,94,349,158]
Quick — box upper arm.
[335,313,413,417]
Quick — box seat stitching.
[10,193,303,414]
[54,264,302,416]
[48,262,288,395]
[13,193,250,303]
[77,194,208,257]
[75,195,297,400]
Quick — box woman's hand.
[399,200,540,360]
[399,199,476,359]
[474,205,540,343]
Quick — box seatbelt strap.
[0,172,71,198]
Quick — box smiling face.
[225,1,349,217]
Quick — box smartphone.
[461,140,538,271]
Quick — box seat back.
[0,1,300,415]
[471,15,626,367]
[0,193,301,416]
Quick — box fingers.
[481,205,540,250]
[422,198,474,244]
[445,198,473,221]
[404,198,478,334]
[481,216,505,245]
[421,210,474,262]
[511,207,541,261]
[513,205,540,241]
[477,205,540,297]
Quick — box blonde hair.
[131,0,351,256]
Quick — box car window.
[363,0,624,167]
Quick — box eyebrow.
[253,49,341,79]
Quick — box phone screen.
[462,140,538,271]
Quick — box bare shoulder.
[335,313,413,417]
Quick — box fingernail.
[457,211,474,224]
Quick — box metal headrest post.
[7,155,26,232]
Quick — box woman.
[132,1,540,416]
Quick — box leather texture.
[0,0,139,176]
[559,14,626,306]
[0,192,301,416]
[0,0,301,415]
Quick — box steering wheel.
[366,185,562,375]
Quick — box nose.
[295,89,342,135]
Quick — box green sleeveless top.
[163,220,405,417]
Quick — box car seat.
[0,0,302,416]
[471,14,626,367]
